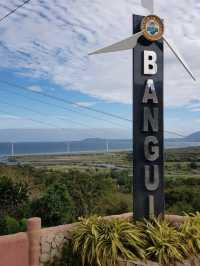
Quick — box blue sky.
[0,0,199,139]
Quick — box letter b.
[144,51,158,75]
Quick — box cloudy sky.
[0,0,199,139]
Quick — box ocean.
[0,140,199,156]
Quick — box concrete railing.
[0,218,41,266]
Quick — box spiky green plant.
[180,212,200,256]
[72,216,146,266]
[144,218,188,265]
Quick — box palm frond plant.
[180,212,200,256]
[72,216,146,266]
[72,216,100,266]
[96,218,146,265]
[143,218,189,265]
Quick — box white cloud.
[28,85,42,92]
[0,0,199,107]
[0,114,30,129]
[0,114,19,119]
[74,101,98,107]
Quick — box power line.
[0,101,186,139]
[0,86,126,128]
[0,1,128,123]
[0,99,89,128]
[0,2,187,138]
[1,86,87,119]
[0,79,130,123]
[0,0,32,24]
[0,106,106,140]
[0,85,185,138]
[0,100,113,139]
[0,108,62,129]
[0,107,124,142]
[164,130,186,138]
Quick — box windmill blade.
[89,31,143,55]
[141,0,154,13]
[163,35,196,81]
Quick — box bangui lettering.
[143,51,160,218]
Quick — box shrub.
[0,216,27,235]
[61,169,116,218]
[180,212,200,256]
[30,183,74,227]
[144,218,188,265]
[4,216,19,234]
[189,161,198,169]
[72,216,145,266]
[0,176,29,218]
[95,192,132,215]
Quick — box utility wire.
[0,100,110,139]
[0,99,90,128]
[164,130,186,138]
[0,86,126,128]
[0,101,186,139]
[0,0,128,123]
[0,85,185,138]
[0,108,64,129]
[0,106,119,142]
[0,79,130,123]
[0,2,188,138]
[0,0,32,24]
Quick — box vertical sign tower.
[133,15,164,219]
[89,0,196,220]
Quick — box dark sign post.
[133,15,164,219]
[89,1,195,220]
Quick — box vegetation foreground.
[50,214,200,266]
[1,148,200,264]
[1,148,200,234]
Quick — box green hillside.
[0,147,200,235]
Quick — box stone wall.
[39,224,75,265]
[39,213,136,265]
[38,213,187,266]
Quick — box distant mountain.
[0,128,131,142]
[184,132,200,141]
[165,131,200,142]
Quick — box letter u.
[145,165,159,191]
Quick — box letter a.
[142,79,158,104]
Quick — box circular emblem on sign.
[141,15,164,42]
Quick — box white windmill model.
[89,0,196,81]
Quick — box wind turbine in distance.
[89,0,196,81]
